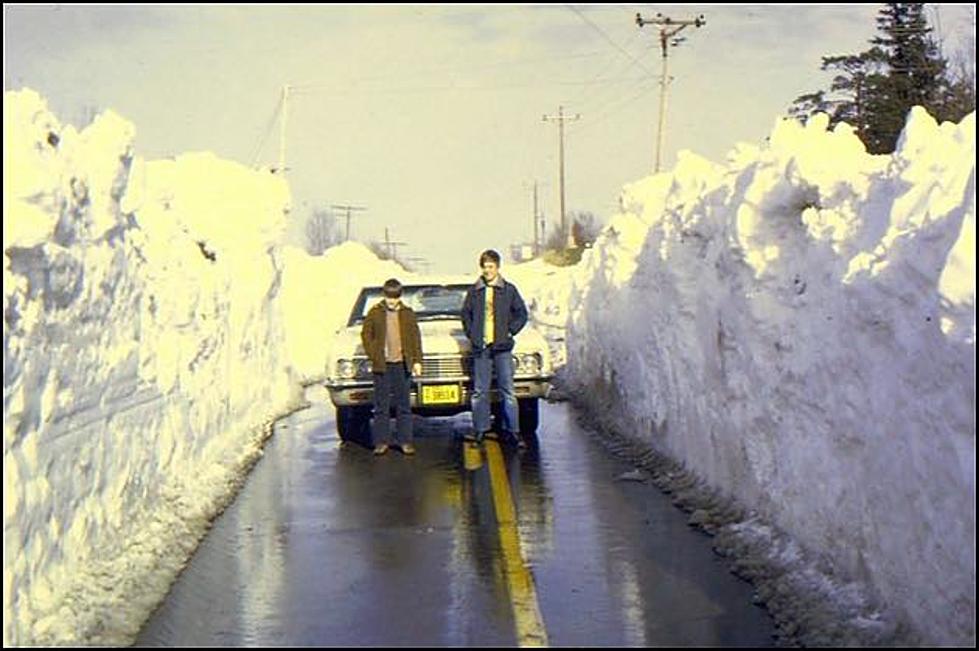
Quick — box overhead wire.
[248,96,282,167]
[564,5,656,77]
[560,38,655,115]
[288,75,650,96]
[569,79,660,137]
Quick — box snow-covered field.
[2,89,398,645]
[565,109,975,645]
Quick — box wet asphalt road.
[136,388,775,646]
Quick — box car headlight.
[336,359,357,379]
[357,359,372,378]
[516,353,542,375]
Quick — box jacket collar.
[373,300,402,312]
[475,274,505,290]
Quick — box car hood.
[327,318,551,362]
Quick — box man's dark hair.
[382,278,403,298]
[479,249,501,266]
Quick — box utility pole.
[542,106,580,249]
[331,203,367,241]
[384,227,407,263]
[636,12,705,173]
[524,180,544,255]
[533,181,540,256]
[278,84,290,175]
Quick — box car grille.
[422,356,468,378]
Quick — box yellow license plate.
[421,384,460,405]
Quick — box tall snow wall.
[3,89,299,645]
[566,109,975,645]
[279,241,416,383]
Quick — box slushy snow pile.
[566,109,975,645]
[3,89,398,645]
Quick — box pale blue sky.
[5,4,974,273]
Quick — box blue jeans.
[471,348,518,435]
[372,362,413,445]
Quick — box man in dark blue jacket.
[461,249,529,446]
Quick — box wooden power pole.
[636,12,705,173]
[384,227,407,263]
[331,204,367,242]
[542,106,580,249]
[278,84,290,176]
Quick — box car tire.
[336,405,372,445]
[518,397,539,435]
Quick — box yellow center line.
[484,440,549,647]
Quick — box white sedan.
[325,276,553,442]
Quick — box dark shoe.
[373,444,389,456]
[400,443,416,456]
[501,431,522,448]
[483,430,499,441]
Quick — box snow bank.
[506,258,575,369]
[279,242,413,382]
[566,108,975,644]
[3,89,304,645]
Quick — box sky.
[4,3,975,274]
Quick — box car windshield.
[348,284,470,325]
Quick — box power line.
[341,47,615,85]
[568,78,660,136]
[565,5,656,77]
[289,76,650,96]
[560,33,655,115]
[248,97,282,167]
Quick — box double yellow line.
[483,440,549,647]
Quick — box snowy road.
[136,387,774,646]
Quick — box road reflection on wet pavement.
[136,388,774,646]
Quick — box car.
[325,276,553,443]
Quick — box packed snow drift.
[3,89,400,645]
[565,109,975,645]
[5,84,974,648]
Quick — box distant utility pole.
[524,180,544,255]
[636,12,706,173]
[278,84,290,175]
[331,203,367,241]
[533,181,540,255]
[542,106,580,249]
[384,227,407,263]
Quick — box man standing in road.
[461,249,529,447]
[361,278,423,456]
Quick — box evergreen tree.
[863,3,948,152]
[789,3,967,154]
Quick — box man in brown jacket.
[360,278,423,456]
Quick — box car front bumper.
[326,375,552,413]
